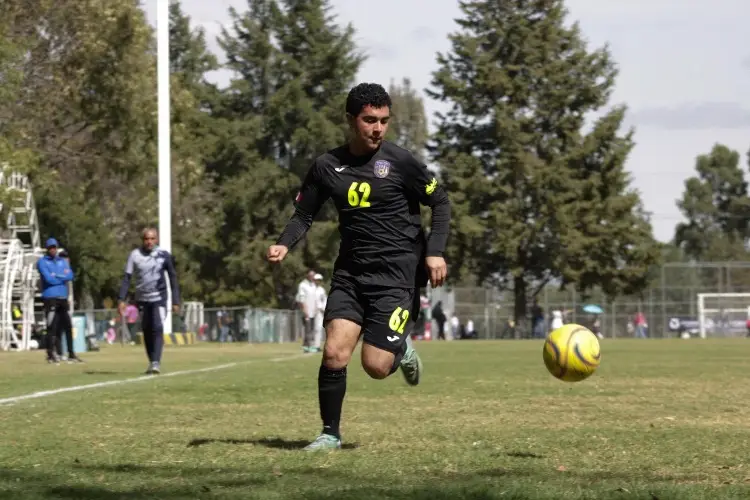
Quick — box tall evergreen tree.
[427,0,660,330]
[387,78,429,161]
[169,1,219,93]
[674,143,750,261]
[272,0,365,177]
[166,1,224,301]
[209,0,364,306]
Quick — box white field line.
[0,352,311,406]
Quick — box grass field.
[2,339,750,499]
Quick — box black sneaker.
[47,355,60,365]
[67,356,84,364]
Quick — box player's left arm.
[164,251,181,310]
[404,155,451,256]
[404,155,451,286]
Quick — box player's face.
[47,246,57,257]
[142,231,158,251]
[348,105,390,152]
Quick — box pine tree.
[272,0,365,177]
[169,1,219,93]
[675,143,750,261]
[167,1,224,301]
[387,78,429,161]
[209,0,364,306]
[427,0,660,331]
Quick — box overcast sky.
[143,0,750,243]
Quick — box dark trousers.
[56,323,75,358]
[140,302,165,363]
[302,317,314,347]
[44,298,73,358]
[436,320,446,340]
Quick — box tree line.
[0,0,747,321]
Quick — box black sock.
[389,343,406,375]
[318,364,347,438]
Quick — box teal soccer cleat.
[399,335,423,386]
[303,433,342,451]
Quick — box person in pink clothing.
[125,302,139,343]
[634,312,648,338]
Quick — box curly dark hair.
[345,83,392,117]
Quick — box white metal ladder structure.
[0,169,45,351]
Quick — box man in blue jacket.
[37,238,81,364]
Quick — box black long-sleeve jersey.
[276,141,451,288]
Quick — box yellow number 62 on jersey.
[389,307,409,334]
[347,181,371,208]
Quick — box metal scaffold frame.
[0,169,45,351]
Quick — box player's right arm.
[268,160,330,262]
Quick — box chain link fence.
[68,306,304,345]
[427,262,750,340]
[38,262,750,345]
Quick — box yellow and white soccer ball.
[542,324,601,382]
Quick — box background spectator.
[37,238,81,364]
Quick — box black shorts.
[323,277,419,354]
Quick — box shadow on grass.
[0,465,547,500]
[187,436,359,450]
[504,451,543,459]
[83,371,120,375]
[1,465,272,500]
[0,460,742,500]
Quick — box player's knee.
[361,360,390,380]
[360,342,397,379]
[322,344,351,370]
[322,319,360,369]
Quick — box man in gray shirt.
[118,227,181,374]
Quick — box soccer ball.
[542,324,601,382]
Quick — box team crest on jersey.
[373,160,391,178]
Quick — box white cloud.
[631,102,750,130]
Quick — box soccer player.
[267,83,451,450]
[118,227,181,375]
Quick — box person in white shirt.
[550,309,564,331]
[550,309,572,332]
[312,273,327,352]
[296,269,319,352]
[450,314,459,340]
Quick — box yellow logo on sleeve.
[425,178,437,195]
